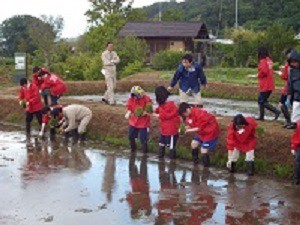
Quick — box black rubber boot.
[73,129,79,144]
[247,161,255,176]
[230,162,236,173]
[264,103,281,120]
[287,123,297,130]
[294,162,300,185]
[197,105,203,108]
[130,139,137,152]
[158,146,165,159]
[281,105,291,128]
[192,148,199,164]
[256,104,265,121]
[50,128,56,141]
[170,149,176,160]
[142,142,148,153]
[79,133,86,144]
[202,154,210,167]
[26,122,31,136]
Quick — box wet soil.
[0,131,300,225]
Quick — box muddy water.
[67,93,281,120]
[1,131,300,225]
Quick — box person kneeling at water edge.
[291,122,300,184]
[125,86,153,153]
[52,105,92,144]
[153,86,181,159]
[178,103,220,167]
[226,114,258,176]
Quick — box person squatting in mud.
[50,104,93,144]
[168,54,207,108]
[226,114,258,176]
[125,86,153,153]
[178,103,220,167]
[19,77,43,136]
[153,86,181,160]
[286,51,300,129]
[256,47,281,121]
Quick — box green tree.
[161,9,184,21]
[28,15,64,67]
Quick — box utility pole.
[235,0,238,28]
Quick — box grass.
[160,67,285,86]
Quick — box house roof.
[119,22,209,39]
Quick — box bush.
[273,62,280,70]
[121,60,144,78]
[246,56,258,68]
[152,50,185,70]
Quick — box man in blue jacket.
[168,54,207,107]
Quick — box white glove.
[125,111,131,120]
[291,149,296,156]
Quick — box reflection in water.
[126,154,152,219]
[22,137,91,182]
[101,153,116,202]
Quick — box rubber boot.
[73,129,79,144]
[256,104,265,121]
[197,105,203,108]
[264,103,281,120]
[64,132,71,144]
[287,123,297,130]
[26,122,31,136]
[192,148,199,164]
[158,146,165,159]
[202,153,210,167]
[281,105,291,128]
[170,149,176,160]
[294,162,300,185]
[142,142,148,154]
[229,162,236,173]
[50,128,56,141]
[247,161,255,176]
[79,133,86,144]
[130,139,137,152]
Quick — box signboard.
[14,53,27,84]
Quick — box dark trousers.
[296,147,300,162]
[26,111,42,134]
[128,126,148,144]
[258,91,272,104]
[51,95,61,106]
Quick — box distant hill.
[142,0,300,37]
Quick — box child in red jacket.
[227,114,258,176]
[291,122,300,184]
[125,86,153,153]
[18,78,43,135]
[178,103,220,167]
[256,47,281,121]
[39,69,67,106]
[153,86,180,159]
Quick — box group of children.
[18,66,92,144]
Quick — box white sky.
[0,0,183,38]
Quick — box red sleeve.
[258,59,268,78]
[18,88,25,101]
[155,107,159,114]
[280,63,289,81]
[291,124,300,150]
[159,103,179,120]
[126,99,134,111]
[227,123,235,151]
[42,115,49,124]
[41,76,51,90]
[194,110,211,128]
[27,84,41,104]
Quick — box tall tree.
[85,0,134,25]
[28,15,64,67]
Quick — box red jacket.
[18,83,43,113]
[155,101,181,136]
[258,57,275,92]
[32,73,43,90]
[126,95,152,128]
[291,122,300,151]
[186,107,220,142]
[42,114,50,124]
[41,74,67,96]
[280,62,290,95]
[227,117,258,152]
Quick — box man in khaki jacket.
[101,42,120,105]
[52,104,92,143]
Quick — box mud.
[0,130,300,225]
